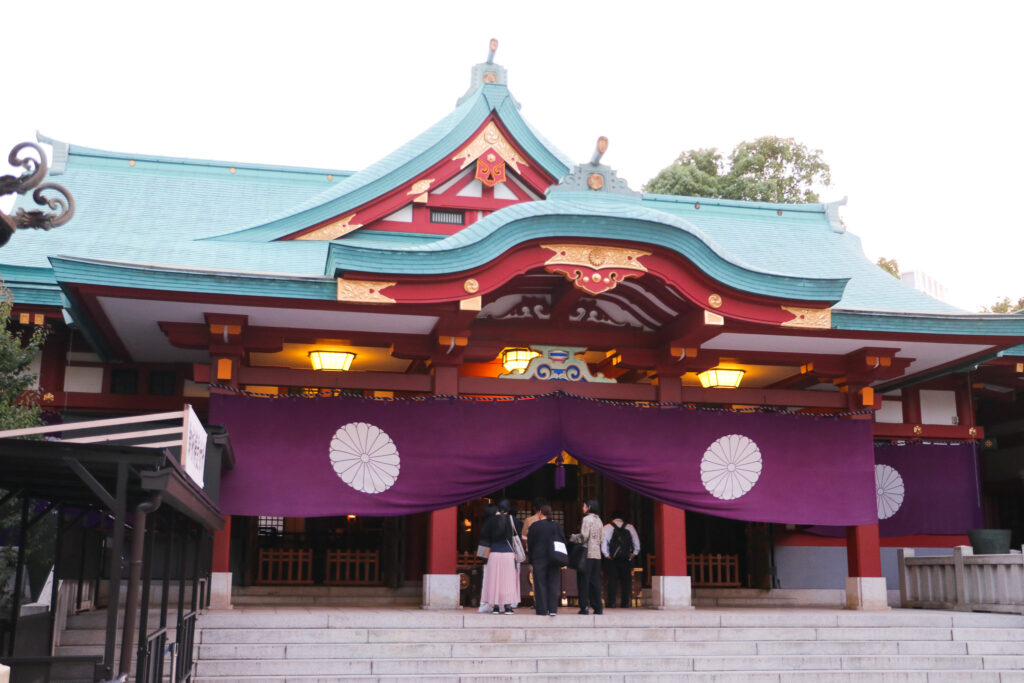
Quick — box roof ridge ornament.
[549,136,640,198]
[824,196,848,233]
[457,38,509,106]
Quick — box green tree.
[645,136,832,203]
[0,284,49,609]
[982,296,1024,313]
[0,287,47,430]
[876,257,900,279]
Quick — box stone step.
[193,653,1017,677]
[190,675,1019,683]
[235,585,421,597]
[231,595,420,606]
[194,639,994,660]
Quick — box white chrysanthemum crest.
[700,434,763,501]
[875,464,904,520]
[329,422,400,494]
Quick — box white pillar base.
[422,574,461,610]
[651,575,694,610]
[1,663,10,683]
[209,572,233,609]
[845,576,890,610]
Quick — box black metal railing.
[174,611,198,682]
[139,627,168,683]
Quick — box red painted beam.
[236,365,433,392]
[872,423,984,440]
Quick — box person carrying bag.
[525,504,565,616]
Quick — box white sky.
[3,1,1021,312]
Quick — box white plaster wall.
[920,389,958,425]
[875,399,904,424]
[63,366,103,393]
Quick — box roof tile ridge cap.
[39,131,350,176]
[641,192,826,213]
[204,90,491,242]
[48,254,331,279]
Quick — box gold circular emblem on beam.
[588,173,604,190]
[483,71,498,83]
[913,425,923,435]
[464,278,480,294]
[708,294,723,309]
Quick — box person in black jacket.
[525,504,565,616]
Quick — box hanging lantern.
[501,347,539,374]
[697,368,745,389]
[309,350,356,371]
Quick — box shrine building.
[4,42,1024,612]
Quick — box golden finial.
[486,39,498,64]
[590,136,609,165]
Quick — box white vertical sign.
[181,404,207,488]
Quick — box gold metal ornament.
[464,278,480,294]
[780,306,832,329]
[452,121,527,173]
[708,294,723,309]
[587,173,604,190]
[296,213,364,241]
[541,244,649,294]
[336,278,397,304]
[913,425,923,435]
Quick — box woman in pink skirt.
[479,499,521,614]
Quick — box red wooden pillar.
[654,366,688,576]
[426,362,459,576]
[654,502,687,576]
[212,515,231,572]
[902,388,922,425]
[846,523,882,577]
[427,506,458,575]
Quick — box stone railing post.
[897,548,913,607]
[953,545,972,611]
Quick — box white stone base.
[209,572,233,609]
[1,663,9,683]
[845,576,890,610]
[650,575,694,610]
[421,574,461,610]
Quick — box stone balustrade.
[898,545,1024,614]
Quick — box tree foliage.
[0,288,47,430]
[645,136,832,203]
[982,296,1024,314]
[876,257,900,279]
[0,285,49,609]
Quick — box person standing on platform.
[479,499,521,614]
[525,504,564,616]
[570,498,603,615]
[476,503,498,612]
[602,511,640,608]
[521,497,547,548]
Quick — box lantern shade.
[697,368,745,389]
[501,347,540,374]
[309,350,356,371]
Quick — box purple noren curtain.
[211,393,876,525]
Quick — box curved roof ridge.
[204,83,574,243]
[642,191,828,213]
[36,132,354,177]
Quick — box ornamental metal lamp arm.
[1,141,75,247]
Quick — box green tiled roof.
[4,71,1024,341]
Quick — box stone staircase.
[232,584,422,607]
[191,606,1024,682]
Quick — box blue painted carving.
[499,345,615,383]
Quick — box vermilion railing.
[324,550,380,585]
[256,548,313,584]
